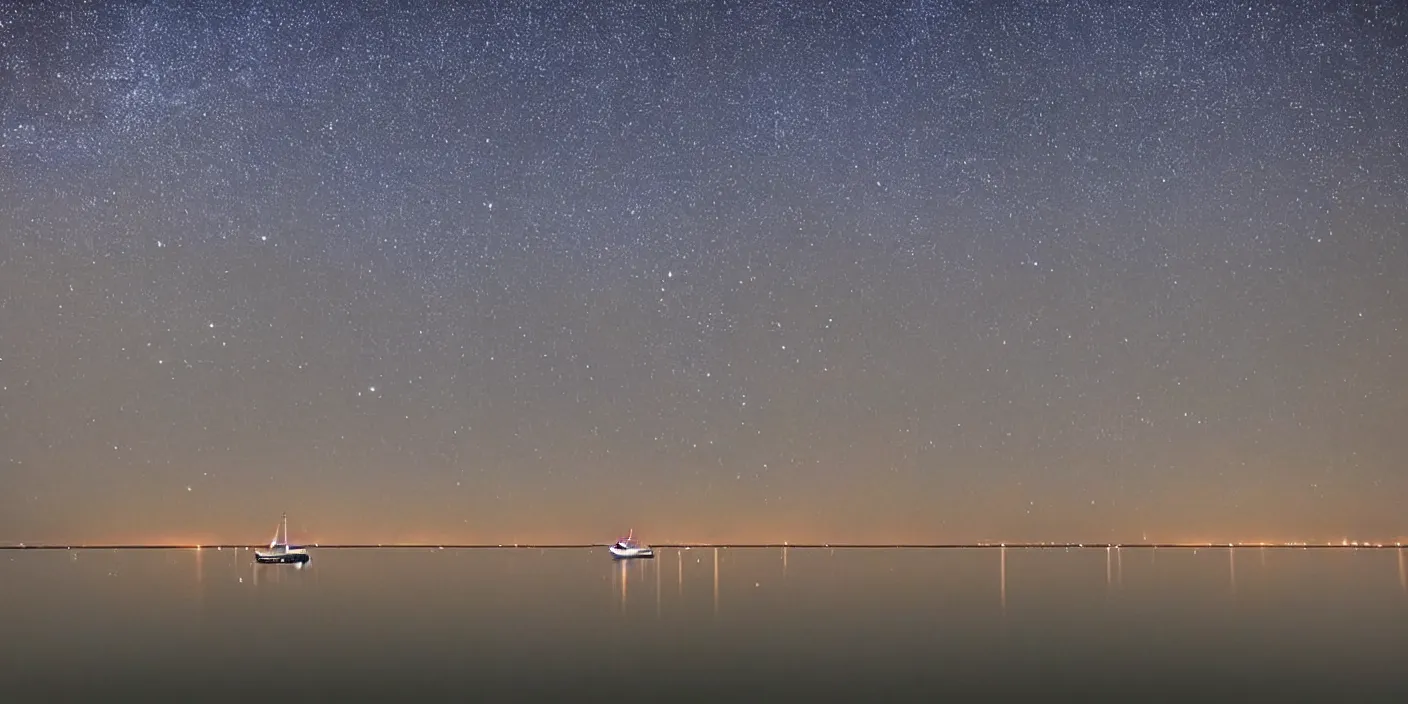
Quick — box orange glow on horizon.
[13,529,1408,548]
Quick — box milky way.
[2,0,1405,544]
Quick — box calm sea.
[2,546,1405,701]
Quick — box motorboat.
[609,529,654,559]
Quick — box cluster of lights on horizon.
[7,539,1407,551]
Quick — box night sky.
[2,0,1405,545]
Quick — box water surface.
[2,547,1405,700]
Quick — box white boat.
[609,529,654,559]
[254,513,310,564]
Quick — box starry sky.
[2,0,1405,545]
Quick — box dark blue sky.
[2,0,1405,544]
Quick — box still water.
[2,546,1405,701]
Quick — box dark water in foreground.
[2,546,1406,701]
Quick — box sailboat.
[254,513,310,564]
[609,529,654,559]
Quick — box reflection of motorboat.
[254,513,310,564]
[609,529,654,559]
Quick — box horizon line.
[1,541,1404,550]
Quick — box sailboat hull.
[254,551,310,564]
[609,545,654,559]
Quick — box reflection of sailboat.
[609,529,654,559]
[254,513,310,564]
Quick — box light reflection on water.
[1,547,1405,700]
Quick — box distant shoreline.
[0,542,1402,550]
